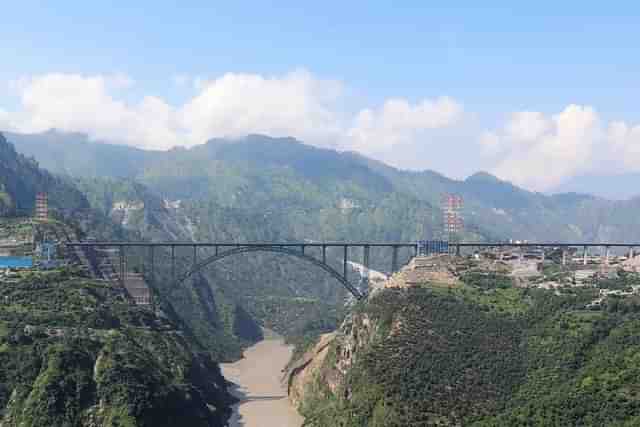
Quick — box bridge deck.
[65,242,640,248]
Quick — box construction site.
[0,192,152,307]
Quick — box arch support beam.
[176,245,364,299]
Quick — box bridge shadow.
[226,381,290,427]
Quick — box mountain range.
[6,129,640,243]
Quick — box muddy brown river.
[221,335,304,427]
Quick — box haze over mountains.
[5,129,640,244]
[549,173,640,201]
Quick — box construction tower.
[441,194,463,241]
[35,192,48,221]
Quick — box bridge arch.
[175,245,365,299]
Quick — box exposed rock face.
[286,268,396,409]
[286,311,381,410]
[287,333,336,408]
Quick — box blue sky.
[1,1,640,191]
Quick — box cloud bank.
[2,70,639,191]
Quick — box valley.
[3,131,640,426]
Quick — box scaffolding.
[441,194,463,241]
[35,192,48,221]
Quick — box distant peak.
[465,171,502,183]
[244,134,301,144]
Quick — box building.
[35,192,48,221]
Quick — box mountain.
[550,173,640,200]
[3,130,161,179]
[0,133,88,216]
[11,129,640,244]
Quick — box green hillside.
[0,133,88,217]
[9,129,640,244]
[0,266,234,427]
[296,271,640,426]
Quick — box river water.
[221,335,304,427]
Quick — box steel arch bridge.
[65,240,640,301]
[66,242,419,300]
[176,245,364,298]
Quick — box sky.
[1,1,639,192]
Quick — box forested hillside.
[0,133,88,217]
[9,129,640,243]
[292,267,640,426]
[0,266,234,426]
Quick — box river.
[221,333,304,427]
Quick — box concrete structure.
[124,272,152,305]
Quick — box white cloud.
[346,97,463,154]
[480,107,640,191]
[3,70,640,192]
[0,108,11,131]
[607,121,640,168]
[484,105,603,191]
[505,111,550,143]
[178,70,345,146]
[5,73,179,149]
[1,70,462,155]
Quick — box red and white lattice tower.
[441,194,463,240]
[35,192,48,221]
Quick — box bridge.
[65,242,421,300]
[65,241,640,300]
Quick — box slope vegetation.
[0,267,234,427]
[290,260,640,426]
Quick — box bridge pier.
[630,247,635,260]
[391,246,399,274]
[171,245,176,285]
[192,245,198,280]
[604,246,610,266]
[343,245,348,284]
[149,246,154,285]
[562,249,567,266]
[322,245,327,264]
[363,245,370,290]
[119,246,125,288]
[583,246,588,265]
